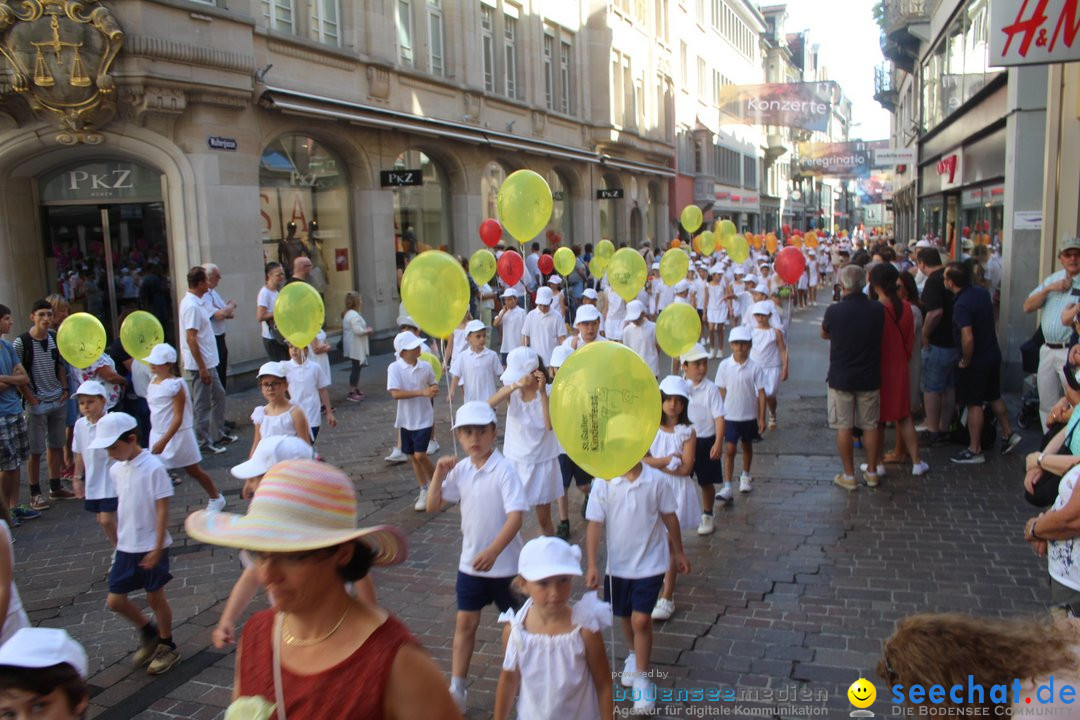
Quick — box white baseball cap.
[582,288,599,300]
[500,288,519,299]
[651,262,660,270]
[87,411,138,449]
[752,300,773,316]
[574,305,602,325]
[674,280,691,294]
[548,276,562,286]
[681,343,709,363]
[729,326,752,343]
[145,343,177,365]
[393,331,424,355]
[257,361,287,379]
[625,299,645,323]
[0,627,88,679]
[453,401,497,429]
[75,379,107,398]
[658,375,691,399]
[464,319,486,334]
[501,346,540,385]
[517,537,583,581]
[733,267,746,276]
[231,435,315,480]
[397,315,419,329]
[535,287,554,306]
[549,345,574,369]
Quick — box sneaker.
[651,597,675,621]
[449,685,467,714]
[132,633,160,667]
[206,495,226,513]
[911,461,930,476]
[632,676,656,714]
[12,506,40,521]
[951,448,985,464]
[863,471,880,488]
[385,447,408,464]
[49,487,75,500]
[426,439,440,454]
[346,391,363,403]
[7,515,19,529]
[859,463,886,477]
[200,442,227,455]
[556,520,570,541]
[169,471,183,486]
[768,417,778,430]
[1001,433,1022,455]
[620,652,637,687]
[414,486,428,512]
[29,495,50,511]
[697,513,715,535]
[216,433,239,445]
[739,473,752,493]
[833,473,857,491]
[146,644,180,675]
[715,483,734,503]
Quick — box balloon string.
[440,338,459,456]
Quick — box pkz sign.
[596,188,624,199]
[380,169,423,187]
[39,161,163,203]
[991,0,1080,66]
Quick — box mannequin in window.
[278,222,305,278]
[304,220,329,295]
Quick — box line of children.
[449,319,503,404]
[715,327,767,503]
[387,331,439,511]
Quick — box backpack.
[16,330,61,395]
[948,404,997,450]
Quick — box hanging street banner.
[719,82,837,132]
[796,141,872,178]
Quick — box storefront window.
[393,150,450,258]
[259,135,348,329]
[921,0,1000,132]
[481,160,508,233]
[547,169,571,246]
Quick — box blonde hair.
[341,291,362,318]
[44,293,68,311]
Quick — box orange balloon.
[805,231,819,248]
[979,233,991,245]
[750,234,762,249]
[765,235,778,253]
[671,238,681,248]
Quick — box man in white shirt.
[521,286,566,365]
[524,242,542,292]
[179,267,228,454]
[200,264,236,390]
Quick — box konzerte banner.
[719,82,836,132]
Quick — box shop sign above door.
[380,169,423,187]
[39,160,162,203]
[991,0,1080,66]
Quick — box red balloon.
[479,219,502,248]
[775,247,806,285]
[497,249,524,286]
[538,254,554,275]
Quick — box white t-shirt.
[603,287,626,341]
[71,415,115,500]
[687,378,724,439]
[522,308,566,365]
[715,356,766,422]
[450,347,503,405]
[584,466,675,578]
[440,450,529,578]
[386,357,436,430]
[203,288,229,336]
[498,306,526,354]
[113,450,174,554]
[622,320,659,378]
[257,286,278,340]
[179,291,218,371]
[284,358,331,431]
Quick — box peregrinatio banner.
[796,141,874,178]
[719,82,836,132]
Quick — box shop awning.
[259,86,675,178]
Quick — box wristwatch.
[1038,452,1046,470]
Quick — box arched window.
[481,160,509,230]
[392,150,451,257]
[547,169,572,245]
[599,173,621,243]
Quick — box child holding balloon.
[643,376,699,622]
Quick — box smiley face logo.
[848,678,876,708]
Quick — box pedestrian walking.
[449,320,502,404]
[681,344,724,536]
[256,262,288,362]
[201,263,236,390]
[341,291,372,402]
[284,344,335,443]
[549,346,590,541]
[387,332,438,511]
[494,289,526,362]
[521,287,565,365]
[249,362,310,455]
[750,301,788,430]
[1029,236,1080,432]
[715,326,767,500]
[0,304,30,526]
[71,380,117,545]
[179,267,233,455]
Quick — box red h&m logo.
[1001,0,1080,60]
[937,155,958,183]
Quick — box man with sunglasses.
[1025,236,1080,432]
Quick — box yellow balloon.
[659,248,689,287]
[553,246,576,276]
[549,341,661,479]
[697,231,717,256]
[401,250,471,338]
[728,235,751,264]
[719,233,735,254]
[419,351,443,383]
[680,205,703,233]
[56,312,106,369]
[120,311,164,362]
[588,256,608,278]
[717,219,737,238]
[274,281,325,349]
[595,239,615,259]
[655,303,702,358]
[469,248,497,285]
[496,170,553,244]
[607,247,648,302]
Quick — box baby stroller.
[1016,328,1042,430]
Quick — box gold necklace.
[281,605,349,647]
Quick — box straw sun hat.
[185,459,407,566]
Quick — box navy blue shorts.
[692,436,723,487]
[559,454,592,489]
[605,574,665,617]
[724,419,758,444]
[456,571,517,612]
[108,549,172,595]
[84,497,118,513]
[401,427,433,455]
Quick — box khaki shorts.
[827,388,880,430]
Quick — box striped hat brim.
[184,511,408,567]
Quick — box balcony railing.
[873,63,898,112]
[883,0,929,36]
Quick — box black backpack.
[16,330,61,395]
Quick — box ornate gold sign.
[0,1,123,144]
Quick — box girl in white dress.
[248,361,310,457]
[494,537,613,720]
[749,306,788,430]
[145,344,225,511]
[706,268,728,358]
[643,376,698,621]
[489,347,562,536]
[808,250,820,303]
[342,291,372,402]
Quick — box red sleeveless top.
[238,609,417,719]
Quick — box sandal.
[882,451,909,464]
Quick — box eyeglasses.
[247,548,334,565]
[260,380,285,390]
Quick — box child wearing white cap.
[71,380,117,544]
[427,401,528,713]
[560,305,605,352]
[522,287,566,365]
[705,267,729,358]
[450,320,503,404]
[692,266,708,336]
[493,537,613,720]
[442,313,472,376]
[0,628,88,718]
[249,361,311,456]
[284,343,335,442]
[715,327,767,501]
[621,300,659,378]
[145,344,225,513]
[494,289,526,360]
[548,346,591,540]
[490,347,563,536]
[547,276,565,321]
[681,344,725,536]
[643,376,700,621]
[387,332,439,511]
[749,303,788,430]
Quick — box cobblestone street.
[14,303,1045,719]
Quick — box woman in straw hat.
[185,459,460,719]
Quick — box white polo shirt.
[440,450,529,578]
[450,347,503,404]
[179,291,219,371]
[386,357,436,430]
[71,415,115,500]
[283,358,331,430]
[622,320,659,378]
[112,450,173,554]
[715,356,766,422]
[585,465,675,579]
[498,306,526,354]
[522,308,566,365]
[687,378,724,439]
